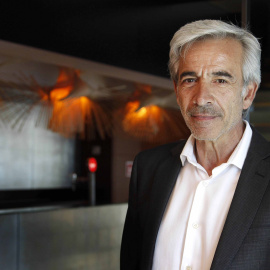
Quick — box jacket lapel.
[141,141,185,270]
[211,129,270,270]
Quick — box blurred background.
[0,0,269,269]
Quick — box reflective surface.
[0,203,127,270]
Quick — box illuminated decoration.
[0,66,114,139]
[49,70,120,139]
[0,67,75,131]
[0,76,46,131]
[0,57,190,143]
[122,100,190,143]
[54,70,125,139]
[49,95,112,139]
[118,84,190,143]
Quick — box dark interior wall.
[75,135,112,204]
[250,0,270,76]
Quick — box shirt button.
[192,223,199,229]
[186,266,192,270]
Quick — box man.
[121,20,270,270]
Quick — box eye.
[215,79,227,84]
[182,78,197,83]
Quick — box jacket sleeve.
[120,155,141,270]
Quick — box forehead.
[179,38,244,73]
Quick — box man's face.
[175,38,255,141]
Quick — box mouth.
[191,114,218,120]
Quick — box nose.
[192,81,213,106]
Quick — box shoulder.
[250,126,270,160]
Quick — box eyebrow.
[212,71,233,79]
[179,70,234,80]
[179,71,197,80]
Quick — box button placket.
[181,183,204,269]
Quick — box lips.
[191,114,217,119]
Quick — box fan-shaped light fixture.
[122,100,190,143]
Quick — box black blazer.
[121,128,270,270]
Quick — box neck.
[195,122,245,176]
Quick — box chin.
[190,128,223,142]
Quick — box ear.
[243,82,258,110]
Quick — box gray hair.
[169,20,261,88]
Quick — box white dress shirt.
[152,121,252,270]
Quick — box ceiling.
[0,0,269,89]
[0,0,244,79]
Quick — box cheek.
[232,91,244,108]
[227,95,244,119]
[177,96,188,113]
[218,88,242,109]
[177,92,190,108]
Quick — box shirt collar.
[227,120,252,169]
[180,120,253,170]
[180,134,196,167]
